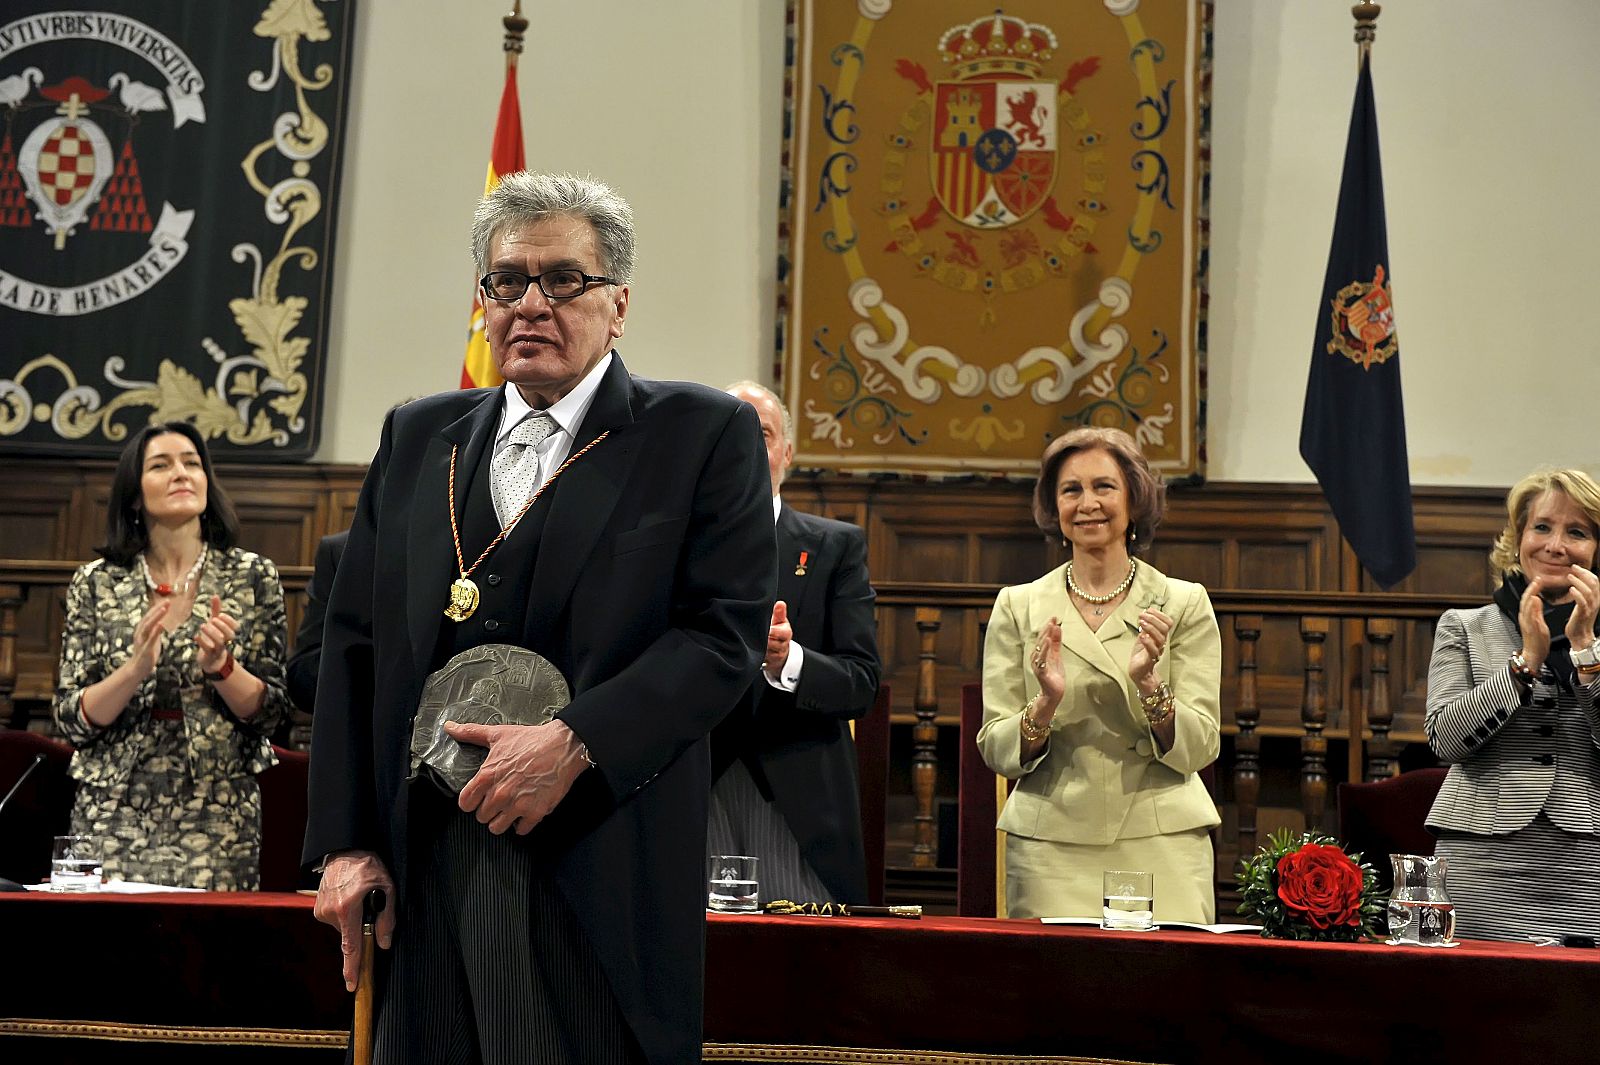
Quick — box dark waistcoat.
[433,443,557,671]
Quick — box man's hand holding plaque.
[408,644,571,796]
[446,718,591,836]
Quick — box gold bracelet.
[1137,683,1170,710]
[1139,683,1175,725]
[1018,701,1050,742]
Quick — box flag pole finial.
[503,2,527,68]
[1353,2,1381,53]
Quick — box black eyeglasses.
[479,268,617,302]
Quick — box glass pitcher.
[1386,853,1458,947]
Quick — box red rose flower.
[1275,842,1363,929]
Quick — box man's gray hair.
[725,380,793,443]
[471,172,636,283]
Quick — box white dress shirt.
[764,494,804,692]
[492,351,614,483]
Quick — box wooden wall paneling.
[975,533,1057,588]
[0,470,82,560]
[888,531,967,584]
[324,489,361,541]
[1144,537,1226,592]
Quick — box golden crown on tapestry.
[779,1,1210,479]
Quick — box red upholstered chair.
[258,744,311,892]
[0,730,75,887]
[1337,767,1447,892]
[852,684,890,905]
[957,682,1010,917]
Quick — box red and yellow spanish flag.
[460,65,526,389]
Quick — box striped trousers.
[707,757,832,906]
[372,784,645,1065]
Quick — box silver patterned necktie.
[490,410,559,525]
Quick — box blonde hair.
[1488,468,1600,578]
[1031,426,1166,555]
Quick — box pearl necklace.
[140,544,208,597]
[1066,558,1137,616]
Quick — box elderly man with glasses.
[305,171,775,1065]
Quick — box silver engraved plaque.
[408,644,571,794]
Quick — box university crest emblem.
[16,76,117,248]
[0,12,202,315]
[1326,263,1397,369]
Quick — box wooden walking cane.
[352,888,386,1065]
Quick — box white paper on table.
[1039,916,1261,934]
[99,879,204,893]
[23,880,203,894]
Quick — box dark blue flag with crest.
[1299,52,1415,588]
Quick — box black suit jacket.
[303,355,774,1065]
[715,504,880,903]
[285,530,347,716]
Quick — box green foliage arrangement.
[1237,828,1385,942]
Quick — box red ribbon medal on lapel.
[795,551,809,576]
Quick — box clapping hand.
[128,600,170,679]
[1562,564,1600,651]
[195,595,238,674]
[1518,578,1552,671]
[1128,607,1173,685]
[764,600,792,676]
[1030,617,1065,704]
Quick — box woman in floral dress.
[52,421,290,890]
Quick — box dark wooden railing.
[0,559,310,730]
[2,560,1483,898]
[872,580,1483,872]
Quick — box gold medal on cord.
[444,577,481,622]
[441,430,611,622]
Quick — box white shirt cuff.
[763,641,804,692]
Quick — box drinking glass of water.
[707,855,759,913]
[51,835,103,892]
[1102,869,1154,931]
[1385,853,1457,947]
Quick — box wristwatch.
[203,651,235,682]
[1570,644,1600,670]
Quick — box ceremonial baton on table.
[352,888,386,1065]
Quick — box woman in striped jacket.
[1425,468,1600,942]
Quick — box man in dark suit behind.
[709,382,880,904]
[304,173,774,1064]
[285,529,346,715]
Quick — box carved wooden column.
[0,582,20,730]
[1232,614,1263,857]
[1299,616,1331,833]
[1363,617,1398,781]
[911,607,942,868]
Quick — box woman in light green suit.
[977,427,1221,921]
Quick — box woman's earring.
[1130,528,1137,542]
